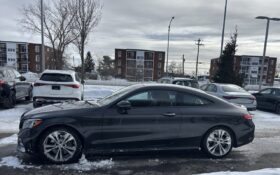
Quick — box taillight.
[34,83,47,87]
[243,114,253,120]
[0,80,5,86]
[223,96,238,100]
[64,84,80,89]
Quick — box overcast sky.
[0,0,280,74]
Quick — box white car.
[33,70,83,108]
[202,83,257,111]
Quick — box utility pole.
[182,54,185,76]
[41,0,45,71]
[220,0,228,57]
[166,16,175,77]
[195,39,203,79]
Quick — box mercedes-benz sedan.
[18,84,255,164]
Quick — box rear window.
[221,85,246,93]
[40,73,73,82]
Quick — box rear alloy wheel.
[2,91,16,109]
[203,127,233,158]
[39,128,82,164]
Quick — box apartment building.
[0,41,61,73]
[115,49,165,81]
[210,55,277,86]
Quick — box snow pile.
[0,156,39,169]
[0,134,17,146]
[0,103,32,133]
[61,155,114,171]
[198,168,280,175]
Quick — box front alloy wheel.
[39,128,82,163]
[203,128,233,158]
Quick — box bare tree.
[20,0,77,69]
[70,0,102,82]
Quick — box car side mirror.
[117,100,131,114]
[19,76,26,82]
[81,80,85,84]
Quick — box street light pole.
[220,0,228,57]
[256,16,280,90]
[195,39,203,79]
[166,16,175,77]
[41,0,45,71]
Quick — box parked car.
[202,83,257,111]
[33,70,83,108]
[18,84,255,163]
[253,88,280,113]
[158,77,199,89]
[0,67,32,108]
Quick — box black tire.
[25,87,33,101]
[2,91,16,109]
[38,127,83,164]
[275,104,280,114]
[33,98,41,108]
[202,127,233,159]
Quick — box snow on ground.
[0,155,114,171]
[197,168,280,175]
[0,156,40,169]
[0,134,17,147]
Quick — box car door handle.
[162,113,176,117]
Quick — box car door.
[101,89,181,151]
[8,70,24,99]
[255,88,272,109]
[176,92,213,148]
[13,70,29,97]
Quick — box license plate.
[52,85,60,90]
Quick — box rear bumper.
[235,120,255,147]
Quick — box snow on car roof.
[42,69,75,75]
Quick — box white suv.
[33,70,83,108]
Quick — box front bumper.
[17,128,39,155]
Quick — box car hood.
[23,101,100,118]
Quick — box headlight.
[22,119,42,129]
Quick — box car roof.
[210,83,240,87]
[0,67,16,70]
[42,69,75,75]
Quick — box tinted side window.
[40,73,73,82]
[75,73,81,82]
[176,92,211,106]
[206,84,217,92]
[126,90,177,107]
[0,70,4,79]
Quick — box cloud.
[0,0,280,74]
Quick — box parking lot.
[0,85,280,175]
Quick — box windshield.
[98,85,138,106]
[222,85,247,93]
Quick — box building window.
[158,71,162,77]
[36,64,40,71]
[118,68,121,75]
[158,53,163,60]
[127,51,135,59]
[118,60,122,66]
[36,55,40,62]
[35,46,40,53]
[158,62,162,69]
[146,52,154,60]
[118,51,122,58]
[144,61,153,69]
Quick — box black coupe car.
[253,87,280,113]
[18,84,255,163]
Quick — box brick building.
[210,55,277,86]
[115,49,165,81]
[0,41,62,73]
